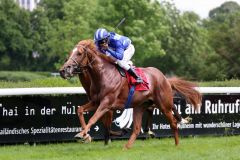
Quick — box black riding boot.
[127,68,143,83]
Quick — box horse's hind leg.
[124,105,145,149]
[172,104,182,122]
[154,87,179,145]
[144,105,156,138]
[164,108,179,145]
[101,111,113,145]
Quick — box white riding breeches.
[116,44,135,70]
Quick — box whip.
[113,17,126,31]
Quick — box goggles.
[99,38,108,45]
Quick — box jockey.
[94,28,143,83]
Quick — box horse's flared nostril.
[59,69,66,79]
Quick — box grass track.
[0,136,239,160]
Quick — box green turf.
[0,136,239,160]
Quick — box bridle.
[69,44,96,73]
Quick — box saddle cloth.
[125,67,149,91]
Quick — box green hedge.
[199,79,240,87]
[0,71,239,88]
[0,77,80,88]
[0,71,50,82]
[0,71,80,88]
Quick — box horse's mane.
[78,39,98,53]
[77,39,115,64]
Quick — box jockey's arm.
[105,40,124,60]
[105,42,124,60]
[105,49,123,60]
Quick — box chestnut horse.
[62,51,158,144]
[60,39,201,149]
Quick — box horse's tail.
[168,77,202,110]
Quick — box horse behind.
[59,39,202,149]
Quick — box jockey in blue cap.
[94,28,143,83]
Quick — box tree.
[30,0,98,71]
[209,1,240,19]
[143,3,218,80]
[94,0,169,66]
[205,1,240,79]
[0,0,32,70]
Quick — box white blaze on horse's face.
[70,47,78,60]
[59,47,81,79]
[67,47,81,67]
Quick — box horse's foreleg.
[77,101,96,130]
[80,99,110,137]
[124,106,145,149]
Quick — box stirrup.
[136,77,143,83]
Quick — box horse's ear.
[77,45,85,53]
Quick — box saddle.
[116,65,126,77]
[116,65,149,91]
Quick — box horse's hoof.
[104,139,112,145]
[180,116,192,124]
[74,133,83,139]
[185,116,192,123]
[83,134,92,143]
[123,144,131,150]
[74,132,84,139]
[147,130,156,138]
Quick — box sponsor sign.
[0,94,239,143]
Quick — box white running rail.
[0,87,239,96]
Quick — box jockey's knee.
[117,60,131,70]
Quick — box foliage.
[0,77,80,88]
[0,0,32,70]
[204,1,240,79]
[0,71,239,88]
[109,0,168,64]
[199,79,240,87]
[0,71,49,82]
[143,4,216,80]
[1,0,240,81]
[0,71,79,88]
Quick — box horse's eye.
[77,52,81,56]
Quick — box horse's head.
[59,40,96,79]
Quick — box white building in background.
[15,0,40,11]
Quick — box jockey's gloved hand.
[100,44,108,51]
[99,38,109,50]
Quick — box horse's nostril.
[59,69,66,79]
